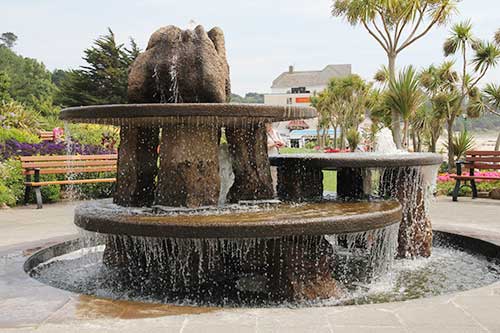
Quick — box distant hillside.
[230,92,264,104]
[454,112,500,132]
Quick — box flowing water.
[28,229,500,307]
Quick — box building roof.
[287,120,309,130]
[271,64,352,89]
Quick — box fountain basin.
[75,199,402,238]
[60,103,317,125]
[269,152,443,169]
[269,152,442,258]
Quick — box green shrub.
[0,182,16,206]
[0,127,40,143]
[0,159,24,206]
[0,159,61,206]
[68,123,119,147]
[436,180,500,197]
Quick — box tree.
[332,0,457,149]
[419,63,458,152]
[0,32,18,49]
[442,21,500,167]
[469,83,500,150]
[55,28,140,106]
[325,75,371,150]
[0,46,56,112]
[0,71,11,102]
[311,91,334,148]
[384,66,425,148]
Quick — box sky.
[3,0,499,96]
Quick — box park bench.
[38,131,54,141]
[450,151,500,201]
[20,154,117,209]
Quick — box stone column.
[155,124,220,207]
[114,126,159,207]
[337,168,364,200]
[380,167,432,258]
[226,124,274,203]
[276,161,323,202]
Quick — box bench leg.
[24,186,31,205]
[34,187,43,209]
[452,180,460,202]
[471,179,478,199]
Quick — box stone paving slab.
[0,197,499,332]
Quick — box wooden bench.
[21,154,118,209]
[38,131,54,141]
[450,151,500,201]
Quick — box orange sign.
[295,97,310,103]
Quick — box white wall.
[270,85,326,94]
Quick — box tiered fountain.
[32,25,446,306]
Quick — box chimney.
[288,65,294,73]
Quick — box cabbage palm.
[442,21,500,168]
[419,63,459,152]
[332,0,457,149]
[480,83,500,150]
[384,66,425,148]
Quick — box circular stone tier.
[75,199,402,239]
[60,103,317,125]
[269,152,443,169]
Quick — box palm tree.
[328,75,371,150]
[332,0,457,149]
[384,66,425,148]
[419,63,458,152]
[442,21,500,168]
[473,83,500,150]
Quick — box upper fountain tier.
[60,103,317,126]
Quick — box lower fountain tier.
[75,199,401,303]
[74,199,402,239]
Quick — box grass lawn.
[323,170,337,192]
[279,147,317,154]
[276,147,337,192]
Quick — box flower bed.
[0,139,116,207]
[0,139,115,161]
[436,171,500,197]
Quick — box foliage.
[384,66,425,148]
[230,93,264,103]
[0,139,115,161]
[331,0,457,149]
[346,128,361,151]
[441,21,500,166]
[0,46,57,112]
[0,128,40,144]
[0,32,18,49]
[0,159,23,206]
[0,71,11,102]
[0,100,43,131]
[55,29,140,106]
[67,124,119,147]
[436,172,500,196]
[444,130,475,162]
[321,75,372,150]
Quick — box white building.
[264,64,352,138]
[264,64,352,105]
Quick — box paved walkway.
[0,197,499,332]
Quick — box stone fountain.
[57,24,442,305]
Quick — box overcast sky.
[3,0,499,95]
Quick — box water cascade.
[25,24,450,306]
